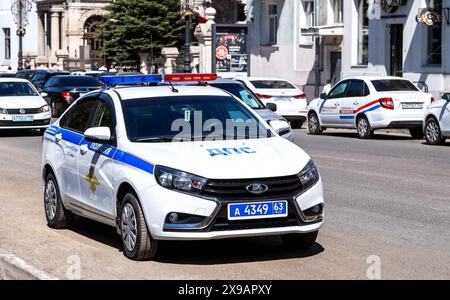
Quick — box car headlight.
[40,105,50,113]
[298,160,320,190]
[0,108,7,114]
[155,166,207,195]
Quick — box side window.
[346,80,365,97]
[45,77,56,88]
[91,101,114,132]
[328,81,349,99]
[64,99,98,133]
[363,82,370,96]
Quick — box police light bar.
[164,74,218,82]
[99,75,163,85]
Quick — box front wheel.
[409,126,424,139]
[356,116,374,139]
[120,193,159,261]
[308,113,323,135]
[425,118,446,145]
[281,231,318,249]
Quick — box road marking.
[313,154,369,163]
[0,248,59,280]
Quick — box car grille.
[6,108,41,114]
[0,119,51,127]
[201,175,303,200]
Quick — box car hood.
[254,109,286,122]
[253,89,302,96]
[0,96,47,109]
[126,137,310,179]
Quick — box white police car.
[423,93,450,145]
[41,74,324,260]
[308,76,434,139]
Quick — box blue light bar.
[99,75,163,85]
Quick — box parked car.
[15,69,36,81]
[0,72,16,78]
[0,78,51,133]
[235,77,308,129]
[42,75,102,117]
[423,92,450,145]
[31,70,70,90]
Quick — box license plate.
[11,115,34,122]
[228,201,288,221]
[402,103,423,110]
[274,97,291,102]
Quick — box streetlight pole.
[11,0,32,71]
[183,0,192,73]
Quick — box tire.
[409,126,424,139]
[281,231,318,249]
[425,118,446,145]
[308,113,323,135]
[356,115,374,139]
[291,120,304,129]
[120,192,159,261]
[44,173,73,229]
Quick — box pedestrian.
[109,64,117,73]
[99,64,107,71]
[92,62,99,71]
[24,59,32,70]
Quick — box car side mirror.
[269,120,291,135]
[320,93,328,100]
[84,127,111,144]
[40,92,48,97]
[266,102,277,112]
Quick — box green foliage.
[101,0,182,66]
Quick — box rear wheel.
[44,173,73,229]
[356,115,374,139]
[281,231,318,249]
[308,113,323,135]
[409,126,424,139]
[425,118,446,145]
[120,192,159,261]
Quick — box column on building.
[50,11,60,58]
[37,12,45,56]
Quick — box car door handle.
[354,102,360,106]
[54,133,62,143]
[334,103,340,106]
[80,144,89,156]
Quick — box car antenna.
[168,80,179,93]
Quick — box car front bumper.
[138,178,325,241]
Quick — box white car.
[423,93,450,145]
[235,77,308,129]
[307,76,434,139]
[41,74,324,260]
[0,78,51,132]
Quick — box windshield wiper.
[134,136,180,143]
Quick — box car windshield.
[58,76,101,87]
[121,95,272,142]
[250,80,296,89]
[371,80,419,92]
[0,82,38,97]
[210,83,266,109]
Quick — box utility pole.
[182,0,192,73]
[11,0,32,71]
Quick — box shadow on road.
[0,129,43,138]
[70,216,324,265]
[312,132,413,141]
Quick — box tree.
[101,0,182,68]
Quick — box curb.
[0,248,59,280]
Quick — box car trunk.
[379,91,433,116]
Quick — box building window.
[269,4,278,44]
[303,0,315,27]
[3,28,11,60]
[333,0,344,24]
[427,0,442,65]
[357,0,369,65]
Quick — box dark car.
[15,69,36,81]
[31,70,70,90]
[42,75,102,117]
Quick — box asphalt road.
[0,128,449,279]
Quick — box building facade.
[0,0,38,71]
[343,0,449,98]
[34,0,111,70]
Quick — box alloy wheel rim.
[426,121,439,142]
[309,115,318,132]
[121,203,138,252]
[358,118,368,136]
[45,180,57,221]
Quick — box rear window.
[250,80,296,89]
[58,76,101,87]
[371,80,419,92]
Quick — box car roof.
[160,78,242,86]
[0,78,31,83]
[113,85,231,100]
[36,70,70,74]
[344,76,410,81]
[239,77,295,82]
